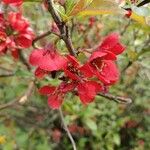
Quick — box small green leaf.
[85,119,97,131]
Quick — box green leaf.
[78,0,125,16]
[68,0,93,16]
[85,119,97,131]
[113,134,120,146]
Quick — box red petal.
[59,82,75,93]
[96,60,120,85]
[89,50,116,62]
[8,12,29,32]
[16,34,33,48]
[80,63,94,78]
[39,85,56,95]
[64,69,80,80]
[99,33,119,50]
[3,0,23,6]
[77,81,102,105]
[35,67,48,79]
[11,48,19,59]
[66,55,80,67]
[110,43,125,55]
[29,49,67,71]
[29,49,44,66]
[48,94,63,109]
[0,42,7,53]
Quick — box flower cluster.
[0,12,34,58]
[29,33,125,109]
[2,0,23,6]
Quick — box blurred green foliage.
[0,2,150,150]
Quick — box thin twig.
[137,0,150,7]
[19,50,31,71]
[0,72,15,77]
[0,81,35,111]
[58,108,77,150]
[0,66,13,72]
[32,30,61,49]
[99,93,132,104]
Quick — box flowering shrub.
[29,33,125,109]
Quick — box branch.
[0,66,13,72]
[32,31,61,49]
[0,81,34,111]
[99,93,132,104]
[58,108,77,150]
[0,72,15,77]
[46,0,76,56]
[18,50,31,71]
[137,0,150,7]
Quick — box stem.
[0,72,15,77]
[58,108,77,150]
[46,0,76,56]
[32,30,60,49]
[19,50,31,71]
[137,0,150,7]
[99,93,132,104]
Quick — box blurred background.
[0,2,150,150]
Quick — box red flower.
[63,55,102,105]
[8,12,29,32]
[64,55,81,80]
[29,46,67,72]
[39,82,75,109]
[77,81,102,105]
[90,33,125,62]
[81,33,125,85]
[94,60,120,85]
[36,33,125,109]
[2,0,23,6]
[0,12,34,58]
[8,12,34,48]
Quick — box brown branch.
[18,50,31,71]
[0,81,35,111]
[32,30,61,49]
[99,93,132,104]
[46,0,76,56]
[58,108,77,150]
[0,66,13,72]
[0,72,15,77]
